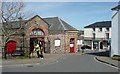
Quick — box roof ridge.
[43,17,58,19]
[60,19,77,30]
[58,18,67,30]
[84,21,111,28]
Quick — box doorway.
[30,38,38,52]
[100,42,103,49]
[70,38,75,53]
[30,37,45,52]
[6,41,16,54]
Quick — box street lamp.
[18,16,24,55]
[21,32,25,55]
[21,32,25,48]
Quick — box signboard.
[55,40,60,46]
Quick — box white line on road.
[94,57,120,70]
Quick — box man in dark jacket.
[39,41,44,59]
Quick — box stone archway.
[26,25,49,54]
[29,28,45,52]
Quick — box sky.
[23,2,118,30]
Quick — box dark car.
[81,45,91,49]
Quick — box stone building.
[2,15,78,56]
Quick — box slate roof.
[111,5,120,10]
[84,21,111,28]
[43,17,77,31]
[2,20,27,29]
[3,15,77,31]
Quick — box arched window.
[30,28,44,36]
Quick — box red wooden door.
[6,41,16,54]
[70,42,74,53]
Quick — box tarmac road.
[2,53,119,72]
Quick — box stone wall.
[49,34,65,54]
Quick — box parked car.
[81,45,91,49]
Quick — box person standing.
[39,41,44,59]
[34,43,40,58]
[29,46,34,58]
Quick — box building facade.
[111,4,120,57]
[77,30,84,51]
[2,15,78,57]
[84,21,111,51]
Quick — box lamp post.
[18,16,24,55]
[21,32,25,55]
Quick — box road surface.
[2,53,119,72]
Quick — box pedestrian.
[81,45,85,53]
[34,43,40,58]
[39,41,44,59]
[29,46,34,58]
[82,48,84,53]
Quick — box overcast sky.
[24,2,118,30]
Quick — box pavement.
[95,56,120,69]
[83,49,120,69]
[2,53,67,66]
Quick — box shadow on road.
[86,50,110,57]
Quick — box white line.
[94,57,120,70]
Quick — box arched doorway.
[6,41,16,54]
[30,28,45,53]
[70,38,75,53]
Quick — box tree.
[1,1,25,59]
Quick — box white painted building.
[84,21,111,51]
[111,4,120,57]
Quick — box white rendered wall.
[111,10,119,57]
[84,28,93,38]
[118,10,120,56]
[84,27,111,39]
[95,28,105,38]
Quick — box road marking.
[94,57,120,70]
